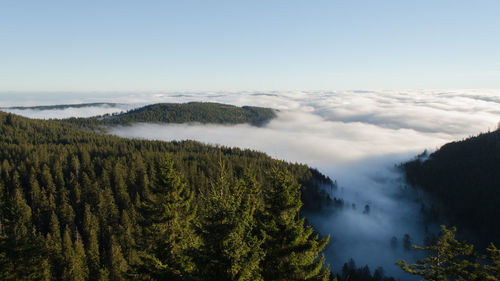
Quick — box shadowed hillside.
[403,129,500,244]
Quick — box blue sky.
[1,0,499,91]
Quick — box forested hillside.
[403,129,500,244]
[64,102,277,128]
[0,111,331,280]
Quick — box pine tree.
[62,225,88,281]
[396,225,482,281]
[82,204,100,278]
[485,243,500,280]
[259,167,331,281]
[109,235,128,281]
[0,188,48,280]
[137,159,198,280]
[46,212,63,278]
[196,166,264,281]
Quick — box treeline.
[63,102,277,128]
[336,260,396,281]
[402,129,500,244]
[0,112,331,280]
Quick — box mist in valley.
[3,90,500,278]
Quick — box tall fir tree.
[485,243,500,280]
[0,188,48,280]
[62,225,88,281]
[259,167,331,281]
[397,225,483,281]
[136,159,198,280]
[196,165,264,281]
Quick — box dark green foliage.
[0,111,331,280]
[485,243,500,280]
[402,130,500,244]
[0,187,50,280]
[63,102,277,128]
[136,159,199,280]
[196,165,264,281]
[397,225,487,281]
[259,168,331,281]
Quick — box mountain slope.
[0,111,331,280]
[403,129,500,243]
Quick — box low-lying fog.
[3,90,500,278]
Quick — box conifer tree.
[109,235,128,281]
[137,159,198,280]
[46,212,63,278]
[82,204,100,278]
[396,225,482,281]
[196,165,264,281]
[259,167,331,281]
[62,226,88,281]
[0,188,48,280]
[485,243,500,280]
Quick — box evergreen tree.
[46,212,63,278]
[259,167,331,281]
[0,188,48,280]
[82,204,101,279]
[196,164,264,281]
[109,235,128,281]
[485,243,500,280]
[62,226,88,281]
[396,225,482,281]
[137,159,198,280]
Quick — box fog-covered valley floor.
[2,90,500,278]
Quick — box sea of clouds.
[2,90,499,278]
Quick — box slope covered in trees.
[0,111,331,280]
[64,102,277,128]
[402,129,500,244]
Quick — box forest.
[63,102,277,128]
[402,129,500,245]
[0,111,331,280]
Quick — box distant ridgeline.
[402,129,500,244]
[0,111,334,280]
[63,102,278,128]
[2,102,121,110]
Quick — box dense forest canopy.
[62,102,277,128]
[402,129,500,244]
[0,110,332,280]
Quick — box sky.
[1,0,500,92]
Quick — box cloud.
[3,90,499,137]
[110,110,450,166]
